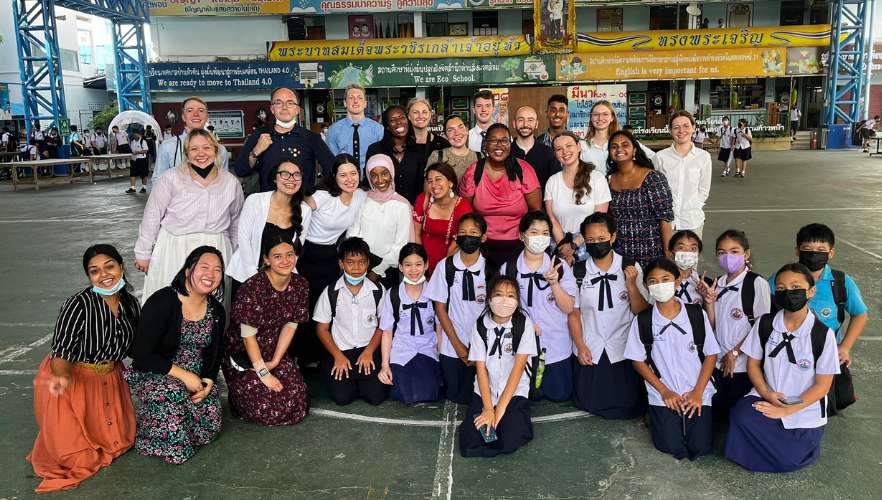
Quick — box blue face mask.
[344,272,365,286]
[92,277,126,296]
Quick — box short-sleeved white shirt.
[424,252,488,358]
[543,170,612,236]
[469,313,538,405]
[312,277,384,351]
[379,283,438,365]
[713,270,771,372]
[306,189,366,245]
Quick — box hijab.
[366,154,410,206]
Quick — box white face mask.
[489,297,518,318]
[648,282,677,303]
[402,275,426,286]
[674,251,699,271]
[275,118,297,129]
[525,235,551,254]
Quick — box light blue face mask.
[92,278,126,296]
[344,272,365,286]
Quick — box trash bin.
[825,124,853,149]
[55,145,71,175]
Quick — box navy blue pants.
[712,370,753,422]
[725,396,824,472]
[440,354,475,405]
[573,352,647,419]
[459,394,533,458]
[321,347,388,406]
[648,405,713,460]
[390,354,441,404]
[531,357,572,402]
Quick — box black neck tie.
[488,327,505,358]
[716,285,739,301]
[675,282,693,303]
[459,268,480,302]
[520,272,550,307]
[590,273,618,311]
[352,123,360,169]
[659,321,689,337]
[403,301,427,336]
[769,332,798,364]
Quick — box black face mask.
[586,241,612,260]
[798,251,829,272]
[456,235,482,254]
[775,288,809,312]
[191,164,214,179]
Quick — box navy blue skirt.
[532,357,573,402]
[573,352,647,419]
[440,354,475,405]
[390,354,442,404]
[459,394,533,458]
[712,370,753,422]
[725,396,825,473]
[648,405,713,460]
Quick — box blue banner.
[147,61,327,92]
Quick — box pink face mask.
[489,296,518,318]
[718,253,746,273]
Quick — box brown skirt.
[27,356,135,493]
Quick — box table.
[83,154,133,179]
[0,158,93,191]
[868,136,882,157]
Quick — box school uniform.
[674,272,703,306]
[734,127,752,160]
[711,270,771,420]
[501,253,577,401]
[424,252,487,404]
[459,313,537,458]
[724,311,840,473]
[379,283,442,404]
[313,277,389,406]
[573,253,649,418]
[717,126,734,163]
[624,305,720,460]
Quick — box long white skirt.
[140,229,233,306]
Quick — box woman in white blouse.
[226,157,313,299]
[545,131,611,265]
[348,154,412,289]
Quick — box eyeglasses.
[272,100,299,108]
[277,171,303,180]
[485,138,511,146]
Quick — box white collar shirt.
[652,144,712,230]
[469,314,538,405]
[424,252,488,358]
[312,277,384,351]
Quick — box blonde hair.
[586,100,619,141]
[182,128,222,170]
[344,84,366,99]
[181,96,207,111]
[407,97,432,115]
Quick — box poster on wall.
[349,15,375,39]
[597,8,623,33]
[480,88,510,126]
[727,3,753,28]
[534,0,576,53]
[566,85,627,139]
[207,110,245,139]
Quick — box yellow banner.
[557,48,787,82]
[268,36,531,61]
[576,24,832,53]
[148,0,290,16]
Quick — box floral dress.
[609,170,674,268]
[125,307,223,464]
[222,271,311,426]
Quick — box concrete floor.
[1,149,881,499]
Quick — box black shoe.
[139,187,147,194]
[126,188,136,194]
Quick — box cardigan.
[130,286,226,380]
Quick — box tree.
[89,104,118,131]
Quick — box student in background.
[717,117,734,177]
[732,118,752,178]
[127,129,149,194]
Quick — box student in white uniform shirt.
[653,111,712,239]
[725,263,839,473]
[314,237,389,406]
[153,97,230,181]
[459,275,537,457]
[467,90,495,153]
[717,117,735,176]
[669,230,707,306]
[698,229,771,422]
[625,258,720,460]
[499,211,577,402]
[570,213,650,419]
[732,118,753,178]
[426,213,490,404]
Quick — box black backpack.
[572,255,635,288]
[443,256,491,305]
[636,303,708,378]
[475,310,541,398]
[473,157,523,187]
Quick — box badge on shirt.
[476,294,486,305]
[687,341,696,352]
[730,308,744,320]
[798,358,812,371]
[821,307,832,318]
[427,316,435,327]
[366,314,377,327]
[504,342,514,354]
[546,293,556,304]
[618,291,629,303]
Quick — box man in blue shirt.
[324,84,383,175]
[769,224,868,367]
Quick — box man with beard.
[511,105,560,191]
[536,94,570,148]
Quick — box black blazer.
[131,287,226,380]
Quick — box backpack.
[475,310,541,399]
[572,255,635,288]
[728,271,763,326]
[636,303,707,379]
[443,256,489,306]
[327,284,384,329]
[473,157,523,188]
[830,269,848,331]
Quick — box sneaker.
[139,187,147,194]
[125,188,136,194]
[721,170,729,177]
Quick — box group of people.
[26,86,869,492]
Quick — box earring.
[448,190,455,198]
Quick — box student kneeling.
[725,263,839,473]
[625,258,719,460]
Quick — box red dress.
[412,193,474,272]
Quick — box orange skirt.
[26,356,135,493]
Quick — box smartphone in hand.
[778,396,804,406]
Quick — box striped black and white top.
[51,287,141,363]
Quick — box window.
[780,0,805,25]
[597,8,623,32]
[472,11,498,36]
[61,49,80,72]
[649,5,687,30]
[77,29,92,65]
[425,13,448,37]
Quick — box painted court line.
[705,207,882,213]
[432,401,459,500]
[0,333,52,364]
[0,322,54,328]
[0,369,37,376]
[310,407,592,427]
[0,218,141,224]
[838,238,882,261]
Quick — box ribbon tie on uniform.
[488,327,505,358]
[675,282,693,303]
[716,285,739,301]
[403,301,428,336]
[520,272,550,307]
[459,268,480,301]
[769,332,798,364]
[590,273,618,311]
[659,321,689,337]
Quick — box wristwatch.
[729,349,740,358]
[249,151,259,159]
[257,367,270,378]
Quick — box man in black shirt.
[510,105,561,192]
[235,87,334,191]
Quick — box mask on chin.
[275,118,297,129]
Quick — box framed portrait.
[448,22,468,36]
